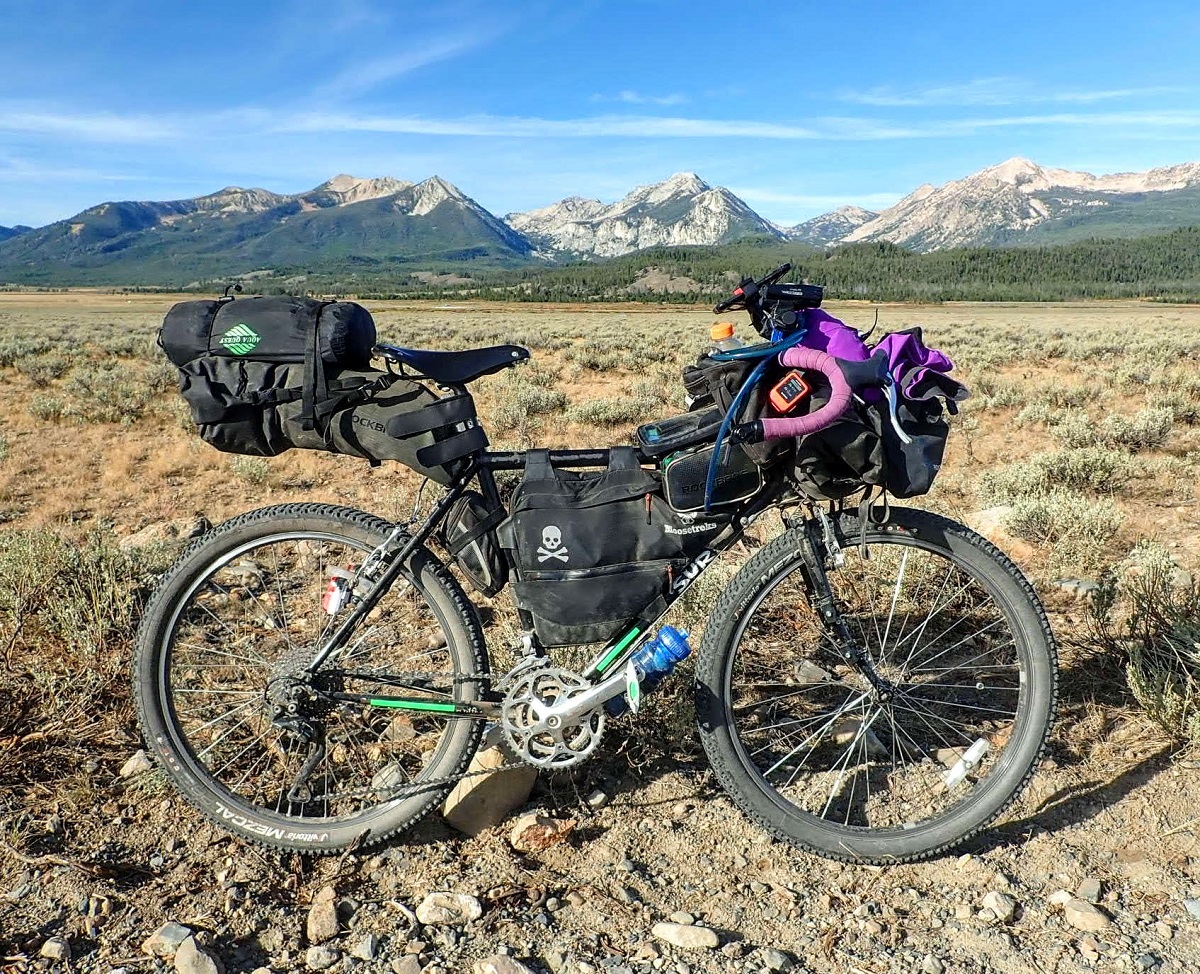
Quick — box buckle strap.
[387,394,476,438]
[445,505,506,558]
[416,424,489,468]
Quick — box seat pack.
[160,294,489,482]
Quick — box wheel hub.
[266,645,343,727]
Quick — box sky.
[3,0,1200,229]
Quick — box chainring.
[501,666,605,769]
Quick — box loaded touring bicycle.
[137,264,1057,863]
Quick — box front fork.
[794,509,896,702]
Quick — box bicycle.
[134,264,1058,864]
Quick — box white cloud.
[276,112,820,139]
[591,90,689,106]
[0,110,181,143]
[0,162,145,182]
[6,103,1200,150]
[839,78,1187,108]
[312,34,495,100]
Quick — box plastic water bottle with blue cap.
[605,625,692,716]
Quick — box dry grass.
[1,292,1199,856]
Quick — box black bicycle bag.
[176,358,480,484]
[680,353,786,466]
[497,448,726,647]
[162,295,490,482]
[439,491,509,596]
[791,390,950,500]
[160,295,376,369]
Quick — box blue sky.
[3,0,1200,228]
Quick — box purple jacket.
[797,309,968,405]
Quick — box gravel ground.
[3,694,1199,974]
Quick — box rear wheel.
[696,507,1057,863]
[133,504,487,854]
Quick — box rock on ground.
[473,955,536,974]
[508,812,577,853]
[143,922,193,958]
[651,921,720,950]
[442,742,538,836]
[174,936,224,974]
[120,749,154,778]
[1062,898,1112,932]
[306,885,339,944]
[39,937,70,962]
[415,891,483,926]
[350,933,380,960]
[391,956,422,974]
[982,890,1018,923]
[305,945,340,970]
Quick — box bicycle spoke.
[715,517,1051,847]
[156,524,475,826]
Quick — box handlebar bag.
[176,358,468,484]
[497,448,726,647]
[791,381,951,501]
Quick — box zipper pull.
[645,493,652,525]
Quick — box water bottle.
[710,322,745,353]
[605,626,692,716]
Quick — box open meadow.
[1,293,1199,974]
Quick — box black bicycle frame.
[306,440,794,717]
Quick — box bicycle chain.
[317,669,530,803]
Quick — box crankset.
[500,666,606,769]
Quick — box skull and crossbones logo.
[536,525,569,563]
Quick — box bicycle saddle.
[375,343,530,384]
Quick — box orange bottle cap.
[710,322,735,340]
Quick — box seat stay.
[374,342,530,385]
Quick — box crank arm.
[535,668,629,725]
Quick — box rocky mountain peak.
[785,204,879,246]
[195,186,288,215]
[309,175,414,206]
[984,157,1045,185]
[505,172,778,257]
[636,172,711,206]
[409,176,469,216]
[831,204,877,222]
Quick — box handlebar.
[731,348,891,444]
[713,262,792,314]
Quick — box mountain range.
[3,158,1200,283]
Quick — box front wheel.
[696,507,1057,864]
[133,503,487,854]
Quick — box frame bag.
[498,448,725,647]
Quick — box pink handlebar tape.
[758,346,853,439]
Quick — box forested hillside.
[252,228,1200,303]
